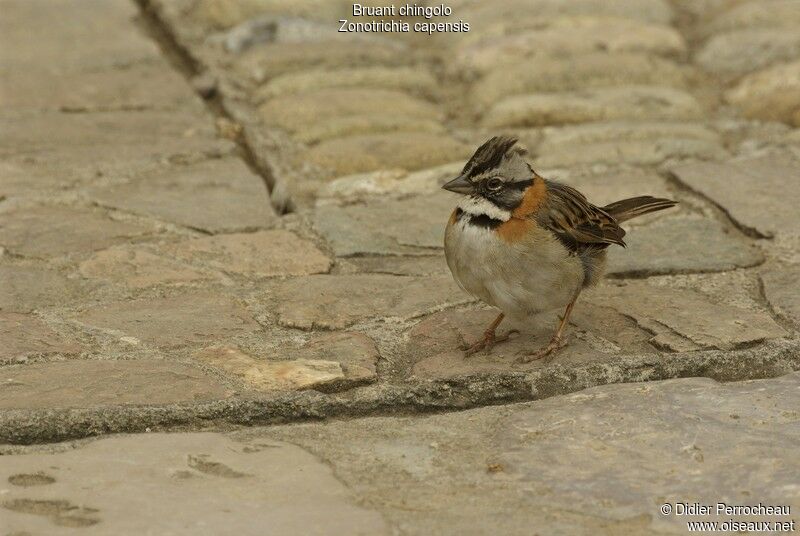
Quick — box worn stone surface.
[454,0,675,27]
[0,264,84,313]
[347,255,451,277]
[0,313,83,362]
[295,115,446,145]
[89,157,276,233]
[251,373,800,535]
[0,0,158,73]
[78,246,212,289]
[703,0,800,36]
[725,60,800,126]
[533,122,726,167]
[760,261,800,327]
[168,230,332,277]
[483,86,702,128]
[5,0,800,521]
[2,60,196,112]
[195,332,379,391]
[258,89,440,135]
[235,40,410,82]
[192,0,352,28]
[0,433,389,535]
[607,216,765,276]
[454,18,686,75]
[696,29,800,77]
[306,133,470,177]
[0,361,229,410]
[0,205,151,259]
[195,346,345,391]
[590,281,786,351]
[314,193,452,256]
[269,274,468,330]
[1,109,232,179]
[77,292,259,349]
[408,306,654,380]
[670,153,800,237]
[316,163,461,205]
[256,66,439,102]
[471,53,688,109]
[295,332,380,385]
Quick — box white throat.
[457,196,511,222]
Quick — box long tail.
[602,196,677,223]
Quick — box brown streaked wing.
[537,180,626,251]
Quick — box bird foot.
[516,336,567,363]
[462,329,519,357]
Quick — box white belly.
[444,217,584,321]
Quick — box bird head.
[442,136,537,212]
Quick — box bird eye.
[486,177,503,191]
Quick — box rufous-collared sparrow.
[443,136,676,362]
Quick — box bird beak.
[442,174,473,195]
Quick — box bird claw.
[462,329,519,357]
[516,336,567,363]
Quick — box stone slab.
[0,433,389,535]
[306,133,469,178]
[258,89,441,134]
[454,18,686,75]
[590,280,787,351]
[725,60,800,126]
[255,373,800,535]
[483,86,701,128]
[607,216,764,276]
[76,291,259,349]
[347,255,451,277]
[2,60,197,112]
[0,264,84,313]
[313,193,453,256]
[269,274,468,330]
[0,0,158,74]
[0,205,151,259]
[195,332,380,392]
[409,305,656,379]
[167,230,331,277]
[703,0,800,36]
[471,53,688,110]
[316,163,462,205]
[195,346,345,392]
[455,0,675,28]
[533,121,725,167]
[0,361,229,410]
[0,312,83,362]
[0,110,232,180]
[670,153,800,237]
[696,28,800,78]
[90,157,276,233]
[256,66,438,102]
[235,40,410,82]
[78,246,212,289]
[760,261,800,327]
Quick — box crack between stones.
[131,0,292,215]
[3,340,799,445]
[756,275,797,335]
[661,169,771,240]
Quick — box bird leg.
[462,313,518,357]
[518,291,580,363]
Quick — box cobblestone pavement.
[3,1,800,533]
[2,374,799,534]
[2,0,800,446]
